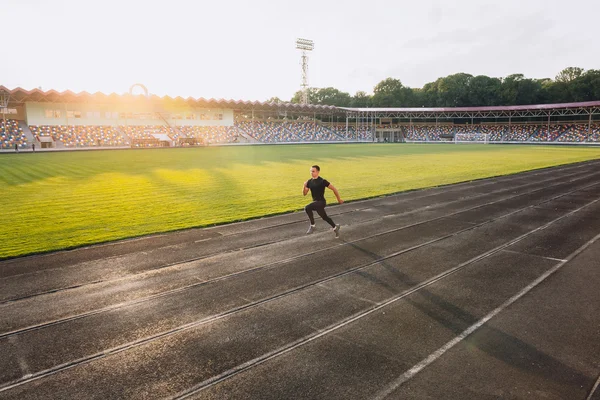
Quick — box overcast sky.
[2,0,599,101]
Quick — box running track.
[1,160,600,399]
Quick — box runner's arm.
[303,181,310,196]
[327,184,344,204]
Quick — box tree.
[265,96,283,103]
[351,91,372,107]
[468,75,502,106]
[311,87,352,107]
[371,78,413,107]
[282,67,594,108]
[555,67,584,83]
[436,73,474,106]
[290,88,318,104]
[499,74,544,105]
[568,69,600,102]
[420,80,440,107]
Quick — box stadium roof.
[341,101,600,119]
[0,86,339,114]
[2,86,599,119]
[341,101,600,113]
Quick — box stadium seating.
[1,119,27,149]
[237,121,298,143]
[176,125,243,144]
[589,124,600,142]
[406,125,443,141]
[18,121,600,147]
[557,124,592,142]
[328,125,373,141]
[29,125,127,147]
[282,121,343,142]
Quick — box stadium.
[2,85,600,149]
[2,20,600,400]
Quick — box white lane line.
[500,249,567,263]
[586,373,600,400]
[7,336,31,379]
[374,233,600,400]
[5,172,596,337]
[2,176,599,394]
[172,199,600,399]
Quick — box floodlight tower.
[296,38,314,105]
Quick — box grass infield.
[1,143,600,259]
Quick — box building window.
[45,109,54,118]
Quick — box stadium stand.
[557,124,591,142]
[17,121,600,148]
[589,124,600,142]
[176,125,243,144]
[237,121,298,143]
[29,125,127,147]
[282,121,343,142]
[1,119,27,149]
[402,123,600,143]
[406,125,443,141]
[328,125,372,141]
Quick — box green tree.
[555,67,584,83]
[420,80,440,107]
[499,74,544,105]
[567,69,600,101]
[351,91,372,107]
[290,88,318,104]
[311,87,352,106]
[371,78,413,107]
[468,75,502,106]
[436,73,474,106]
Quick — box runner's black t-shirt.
[307,177,330,201]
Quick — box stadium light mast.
[296,38,314,105]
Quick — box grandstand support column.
[547,113,551,141]
[587,112,592,142]
[345,114,349,141]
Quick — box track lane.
[1,172,600,396]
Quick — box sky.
[2,0,599,101]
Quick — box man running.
[303,165,344,237]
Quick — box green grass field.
[2,143,600,259]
